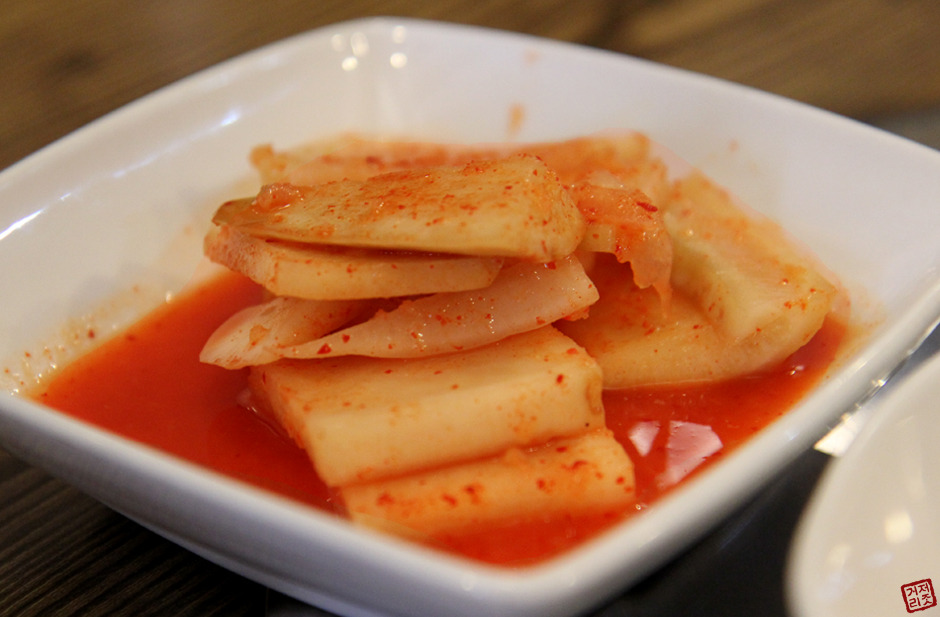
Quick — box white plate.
[1,18,939,617]
[788,337,940,617]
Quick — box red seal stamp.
[902,579,937,613]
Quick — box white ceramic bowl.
[1,18,939,617]
[788,330,940,617]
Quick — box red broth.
[33,269,843,566]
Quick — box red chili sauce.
[33,270,844,566]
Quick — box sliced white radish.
[199,296,368,369]
[214,155,585,262]
[204,224,503,300]
[282,254,598,360]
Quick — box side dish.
[32,132,847,565]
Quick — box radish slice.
[281,254,598,360]
[204,224,504,300]
[570,181,673,303]
[213,155,585,262]
[200,296,367,369]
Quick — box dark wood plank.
[2,0,938,170]
[610,0,940,118]
[0,449,266,616]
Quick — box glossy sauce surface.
[34,270,843,566]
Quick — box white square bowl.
[1,18,939,617]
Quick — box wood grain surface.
[3,0,939,171]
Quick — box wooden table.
[2,2,939,615]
